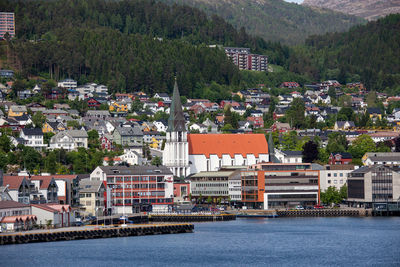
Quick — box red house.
[328,152,353,165]
[100,135,113,150]
[247,116,264,128]
[87,98,101,108]
[174,182,190,201]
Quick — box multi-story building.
[79,178,105,217]
[89,165,174,214]
[57,79,77,89]
[0,12,15,39]
[188,170,240,204]
[243,163,320,209]
[347,165,400,208]
[362,152,400,166]
[20,128,46,150]
[319,165,355,191]
[224,47,268,72]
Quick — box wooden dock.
[0,223,194,245]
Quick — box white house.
[20,128,46,150]
[49,130,88,150]
[275,149,303,163]
[362,152,400,166]
[120,150,142,165]
[58,79,77,89]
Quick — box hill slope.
[303,0,400,21]
[1,0,289,97]
[290,14,400,91]
[160,0,365,45]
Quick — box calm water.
[1,217,400,266]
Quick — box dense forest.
[290,14,400,92]
[161,0,365,45]
[1,0,293,96]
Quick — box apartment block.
[0,12,15,39]
[224,47,268,72]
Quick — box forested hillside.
[0,0,290,96]
[289,14,400,92]
[160,0,365,45]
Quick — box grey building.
[113,126,143,148]
[348,165,400,208]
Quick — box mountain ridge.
[303,0,400,20]
[159,0,365,45]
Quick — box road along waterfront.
[1,217,399,266]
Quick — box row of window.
[327,173,345,177]
[327,179,344,185]
[0,209,30,217]
[110,183,163,189]
[194,183,228,187]
[113,191,164,197]
[192,191,228,195]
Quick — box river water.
[1,217,400,266]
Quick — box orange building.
[242,163,320,209]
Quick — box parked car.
[314,205,324,209]
[71,221,85,227]
[295,205,304,210]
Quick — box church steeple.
[167,79,186,132]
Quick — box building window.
[328,173,331,177]
[328,180,331,184]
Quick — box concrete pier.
[0,223,194,246]
[149,214,236,222]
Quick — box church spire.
[167,79,186,132]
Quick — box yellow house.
[8,105,27,117]
[149,137,160,149]
[109,102,128,113]
[42,121,66,133]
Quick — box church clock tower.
[162,79,189,177]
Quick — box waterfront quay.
[233,208,374,217]
[0,223,194,246]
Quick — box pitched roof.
[188,134,268,158]
[0,200,30,209]
[67,130,88,138]
[22,128,43,136]
[98,165,172,175]
[2,176,27,190]
[167,80,186,132]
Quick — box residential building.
[8,105,27,117]
[224,47,268,71]
[275,149,303,163]
[89,165,174,214]
[0,12,15,39]
[334,121,356,130]
[49,130,88,150]
[329,152,353,165]
[113,126,143,148]
[319,165,355,191]
[57,79,77,89]
[20,128,46,150]
[79,179,105,217]
[362,152,400,166]
[347,165,400,208]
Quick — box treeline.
[292,14,400,92]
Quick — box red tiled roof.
[2,176,26,190]
[188,134,268,158]
[1,215,36,223]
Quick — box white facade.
[189,153,268,174]
[58,79,77,89]
[319,168,354,191]
[228,179,241,202]
[31,206,62,227]
[275,149,303,163]
[163,131,190,177]
[120,150,142,165]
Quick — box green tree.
[0,134,12,153]
[302,140,319,163]
[87,130,100,149]
[32,111,46,128]
[285,98,305,129]
[326,132,348,154]
[320,186,342,205]
[151,156,162,166]
[281,131,298,150]
[348,134,376,159]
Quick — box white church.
[163,81,270,177]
